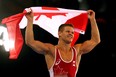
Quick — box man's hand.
[87,10,95,20]
[25,8,34,21]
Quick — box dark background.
[0,0,115,77]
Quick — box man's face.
[59,26,74,43]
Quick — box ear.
[58,31,62,37]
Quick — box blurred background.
[0,0,115,77]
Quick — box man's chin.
[67,41,72,44]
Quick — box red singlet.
[49,47,77,77]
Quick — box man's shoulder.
[74,43,81,48]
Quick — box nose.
[69,31,74,35]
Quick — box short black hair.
[58,24,74,32]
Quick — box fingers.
[87,10,96,20]
[25,8,32,13]
[87,10,94,15]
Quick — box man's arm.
[25,8,53,54]
[75,10,101,54]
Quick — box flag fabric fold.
[1,13,25,59]
[1,6,88,59]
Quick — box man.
[25,9,100,77]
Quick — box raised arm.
[25,8,54,54]
[75,10,101,54]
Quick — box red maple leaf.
[34,7,67,20]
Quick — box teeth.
[68,36,72,38]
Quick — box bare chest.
[59,51,73,61]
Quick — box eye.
[66,31,69,33]
[66,31,74,34]
[72,32,74,34]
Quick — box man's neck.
[57,41,72,52]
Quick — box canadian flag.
[1,6,88,59]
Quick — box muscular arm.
[75,10,101,54]
[25,8,54,55]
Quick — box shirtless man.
[25,9,100,77]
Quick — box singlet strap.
[72,47,77,60]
